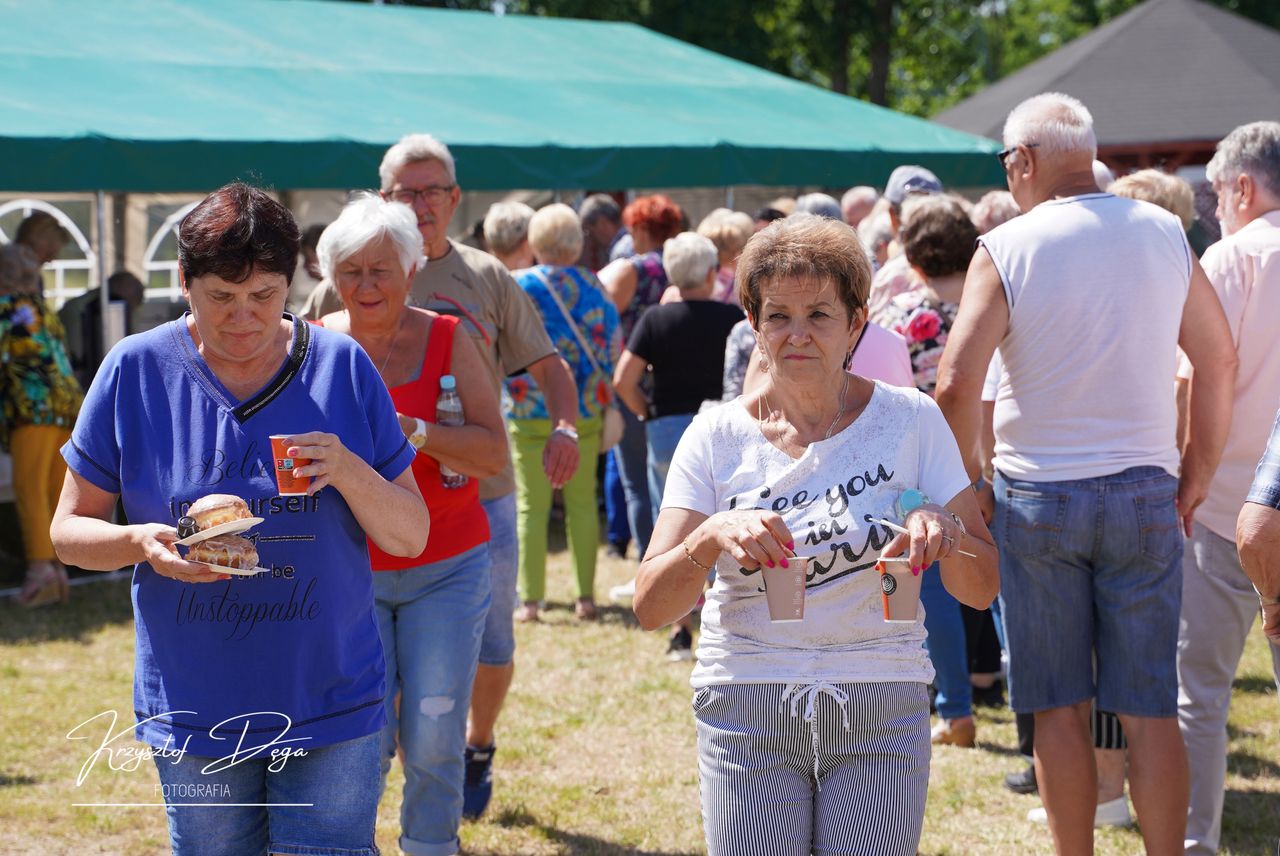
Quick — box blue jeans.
[153,730,381,856]
[613,406,653,558]
[604,449,630,546]
[373,545,491,856]
[478,493,517,666]
[645,412,696,524]
[993,466,1183,716]
[920,563,972,720]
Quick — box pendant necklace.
[758,371,850,444]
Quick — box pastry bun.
[187,535,259,570]
[187,494,252,530]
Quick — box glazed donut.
[187,535,259,570]
[187,494,252,530]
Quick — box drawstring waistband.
[778,681,853,789]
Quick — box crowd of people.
[0,88,1276,856]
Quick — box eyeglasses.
[996,142,1039,167]
[388,185,456,205]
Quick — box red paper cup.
[269,435,312,496]
[879,561,924,623]
[762,557,809,623]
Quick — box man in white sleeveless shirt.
[1176,121,1280,856]
[935,93,1237,856]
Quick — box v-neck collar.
[172,312,311,424]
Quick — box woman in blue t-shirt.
[50,183,427,856]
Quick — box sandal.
[574,597,598,621]
[19,561,69,608]
[513,601,540,623]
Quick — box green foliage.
[343,0,1280,118]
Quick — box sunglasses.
[996,142,1039,167]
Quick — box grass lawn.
[1,541,1277,855]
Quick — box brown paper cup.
[762,557,809,623]
[269,435,312,496]
[879,562,924,623]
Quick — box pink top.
[849,321,915,389]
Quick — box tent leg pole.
[725,187,734,209]
[96,189,110,364]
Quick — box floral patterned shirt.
[505,265,621,422]
[880,291,958,395]
[0,292,83,450]
[620,250,668,343]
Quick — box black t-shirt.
[627,300,744,417]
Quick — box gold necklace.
[758,372,850,443]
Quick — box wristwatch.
[409,417,430,450]
[552,426,579,443]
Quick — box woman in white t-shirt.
[633,214,998,856]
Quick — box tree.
[339,0,1280,118]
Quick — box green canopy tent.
[1,0,1002,193]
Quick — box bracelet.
[972,477,987,493]
[682,538,712,572]
[552,426,579,443]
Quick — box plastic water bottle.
[437,375,468,489]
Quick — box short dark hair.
[900,196,978,279]
[752,207,786,224]
[737,214,871,327]
[178,182,300,285]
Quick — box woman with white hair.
[614,231,745,658]
[505,203,621,622]
[317,193,507,856]
[483,200,536,271]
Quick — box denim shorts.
[152,730,381,856]
[993,466,1183,717]
[478,492,517,666]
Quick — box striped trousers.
[693,681,930,856]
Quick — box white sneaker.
[609,578,636,603]
[1026,796,1133,828]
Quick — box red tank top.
[318,314,489,569]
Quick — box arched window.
[142,201,199,301]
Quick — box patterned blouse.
[0,292,83,450]
[505,265,621,422]
[880,291,959,396]
[619,250,668,343]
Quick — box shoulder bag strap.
[531,268,613,391]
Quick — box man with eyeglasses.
[934,93,1237,855]
[377,133,580,828]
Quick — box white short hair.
[528,203,583,266]
[971,190,1021,232]
[1003,92,1097,159]
[841,186,879,210]
[662,232,718,291]
[317,193,424,281]
[696,208,754,259]
[1092,160,1116,190]
[483,201,535,255]
[793,193,843,220]
[1206,121,1280,199]
[857,211,893,257]
[379,133,457,191]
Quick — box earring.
[757,347,769,373]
